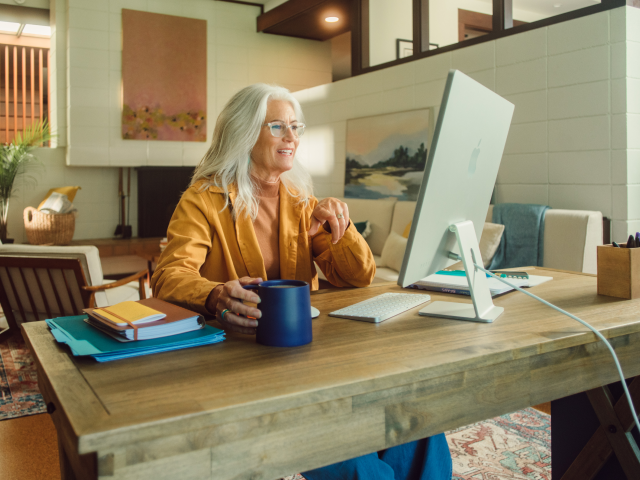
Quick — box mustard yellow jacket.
[151,180,376,315]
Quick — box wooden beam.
[257,0,329,32]
[413,0,430,55]
[216,0,263,15]
[493,0,513,31]
[350,0,362,75]
[360,0,369,69]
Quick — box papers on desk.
[46,315,225,362]
[408,271,552,297]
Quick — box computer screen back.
[398,70,514,288]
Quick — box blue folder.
[47,315,225,362]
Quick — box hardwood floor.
[0,414,60,479]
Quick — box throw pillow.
[403,222,412,239]
[354,220,371,239]
[479,222,505,268]
[442,222,506,271]
[380,231,408,272]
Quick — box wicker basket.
[24,206,76,245]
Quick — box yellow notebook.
[92,301,166,327]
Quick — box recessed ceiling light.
[554,3,562,7]
[325,17,339,23]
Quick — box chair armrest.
[81,270,148,308]
[82,270,148,292]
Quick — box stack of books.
[46,298,225,362]
[84,298,204,341]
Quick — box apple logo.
[468,139,481,177]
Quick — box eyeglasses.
[263,121,306,138]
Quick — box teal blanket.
[488,203,550,270]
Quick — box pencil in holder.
[597,244,640,299]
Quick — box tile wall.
[4,0,332,243]
[58,0,331,167]
[293,6,640,242]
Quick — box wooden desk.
[21,268,640,480]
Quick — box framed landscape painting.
[345,109,431,200]
[122,9,207,141]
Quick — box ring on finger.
[220,308,230,320]
[336,213,344,219]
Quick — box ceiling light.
[325,17,339,23]
[22,24,51,37]
[0,21,20,34]
[554,3,562,7]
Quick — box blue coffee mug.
[243,280,312,347]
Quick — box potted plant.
[0,121,53,242]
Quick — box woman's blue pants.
[302,433,452,480]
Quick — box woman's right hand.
[209,276,263,334]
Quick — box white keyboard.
[329,293,431,323]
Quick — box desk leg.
[58,437,78,480]
[56,436,98,480]
[558,377,640,480]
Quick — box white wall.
[293,6,639,243]
[53,0,331,167]
[369,0,412,66]
[5,147,139,244]
[5,0,332,243]
[429,0,545,48]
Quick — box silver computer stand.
[418,220,504,323]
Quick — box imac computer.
[398,70,514,323]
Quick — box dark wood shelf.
[69,237,162,258]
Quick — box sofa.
[317,198,603,284]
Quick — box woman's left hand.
[308,197,350,244]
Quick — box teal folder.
[47,315,225,362]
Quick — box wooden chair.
[0,254,147,340]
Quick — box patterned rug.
[447,408,550,479]
[1,334,550,479]
[282,408,550,480]
[0,334,46,420]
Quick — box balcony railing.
[0,44,49,145]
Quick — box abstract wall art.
[122,9,207,142]
[345,109,431,200]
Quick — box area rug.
[0,335,46,420]
[281,408,550,480]
[447,407,550,479]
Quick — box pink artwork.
[122,9,206,142]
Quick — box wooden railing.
[0,44,49,144]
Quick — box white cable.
[457,254,640,432]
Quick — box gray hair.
[191,83,313,221]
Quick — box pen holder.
[597,244,640,299]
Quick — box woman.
[151,84,451,479]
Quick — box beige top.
[208,175,282,311]
[251,175,281,280]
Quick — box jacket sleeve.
[311,220,376,288]
[151,187,221,315]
